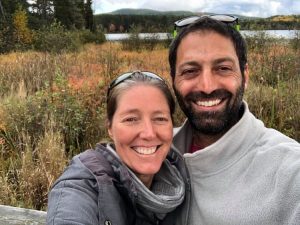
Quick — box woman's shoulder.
[78,144,115,178]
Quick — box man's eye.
[181,68,198,76]
[154,117,169,122]
[218,65,232,71]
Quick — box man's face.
[173,31,249,135]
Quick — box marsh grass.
[244,32,299,140]
[0,34,299,210]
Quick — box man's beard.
[174,83,245,135]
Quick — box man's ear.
[244,63,249,89]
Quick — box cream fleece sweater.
[173,102,300,225]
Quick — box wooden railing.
[0,204,46,225]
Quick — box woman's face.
[108,85,173,184]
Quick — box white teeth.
[133,146,157,155]
[196,99,222,107]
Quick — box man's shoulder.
[254,128,300,155]
[258,127,299,148]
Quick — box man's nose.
[195,69,217,94]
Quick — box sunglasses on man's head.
[107,71,165,102]
[173,14,240,37]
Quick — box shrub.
[245,33,298,88]
[0,70,107,155]
[245,80,299,141]
[0,22,15,53]
[290,30,300,51]
[34,21,81,54]
[78,29,106,44]
[244,31,278,53]
[120,25,162,51]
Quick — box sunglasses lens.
[209,14,237,23]
[174,14,239,34]
[141,72,164,81]
[109,72,132,89]
[175,16,200,27]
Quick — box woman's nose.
[139,120,156,139]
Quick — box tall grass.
[0,34,299,210]
[244,32,299,139]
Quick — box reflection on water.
[105,30,299,41]
[241,30,298,39]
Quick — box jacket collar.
[96,143,185,219]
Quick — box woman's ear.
[108,128,113,139]
[106,119,113,139]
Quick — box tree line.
[0,0,104,54]
[95,14,300,33]
[0,0,94,30]
[94,14,185,33]
[1,1,299,53]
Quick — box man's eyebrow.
[213,57,235,64]
[178,61,200,69]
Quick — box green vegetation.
[0,0,105,54]
[94,13,184,33]
[95,10,300,33]
[120,25,172,51]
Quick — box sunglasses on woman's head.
[107,71,165,101]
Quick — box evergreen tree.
[53,0,85,29]
[0,0,28,20]
[84,0,94,31]
[29,0,54,27]
[0,0,5,20]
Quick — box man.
[169,17,300,225]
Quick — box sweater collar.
[173,101,265,175]
[96,144,185,219]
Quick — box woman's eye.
[123,117,138,123]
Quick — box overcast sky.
[92,0,300,18]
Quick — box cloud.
[93,0,300,17]
[93,0,140,13]
[140,0,205,12]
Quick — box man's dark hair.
[169,17,247,80]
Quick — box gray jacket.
[47,143,190,225]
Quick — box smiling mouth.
[132,146,160,155]
[195,98,222,107]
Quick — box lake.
[105,30,299,41]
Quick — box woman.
[47,71,190,225]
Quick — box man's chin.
[190,118,228,135]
